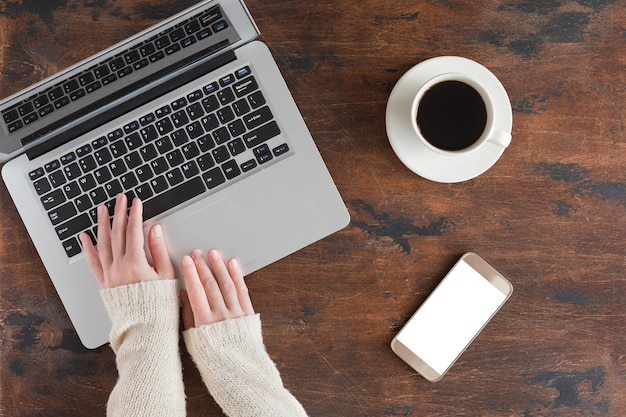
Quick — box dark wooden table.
[2,1,626,416]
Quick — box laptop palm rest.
[155,198,258,284]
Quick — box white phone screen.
[395,259,507,375]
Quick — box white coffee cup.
[411,73,511,156]
[386,56,513,183]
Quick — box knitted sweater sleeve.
[183,314,308,417]
[100,280,186,417]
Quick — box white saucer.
[386,56,512,183]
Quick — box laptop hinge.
[26,47,236,161]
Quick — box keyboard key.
[151,157,169,175]
[78,72,95,86]
[29,167,45,181]
[248,91,266,108]
[38,104,54,117]
[60,152,76,165]
[41,189,66,210]
[273,143,290,157]
[94,148,113,165]
[54,96,70,109]
[141,125,159,142]
[49,170,67,188]
[76,144,92,157]
[212,20,228,33]
[217,87,235,105]
[143,176,206,220]
[139,43,156,57]
[120,172,138,190]
[48,201,77,225]
[181,160,200,178]
[49,87,64,101]
[140,143,158,161]
[78,174,97,192]
[155,118,174,136]
[136,164,153,182]
[197,153,215,171]
[45,160,61,173]
[212,145,230,164]
[63,181,81,199]
[94,166,112,184]
[155,137,174,154]
[23,112,39,125]
[166,168,184,186]
[202,167,226,189]
[124,151,143,169]
[63,79,79,94]
[233,76,259,97]
[94,64,111,78]
[244,106,273,130]
[74,194,93,213]
[105,179,123,198]
[18,102,34,116]
[62,237,82,258]
[92,136,108,149]
[212,127,230,145]
[79,155,97,173]
[55,213,90,241]
[201,8,222,26]
[90,187,108,205]
[135,184,154,200]
[236,66,251,79]
[240,159,257,172]
[33,95,49,108]
[166,149,184,167]
[3,108,19,124]
[222,160,241,180]
[244,121,281,149]
[109,57,125,71]
[125,132,143,150]
[33,177,52,195]
[197,135,215,152]
[110,159,127,176]
[150,176,169,194]
[228,138,246,156]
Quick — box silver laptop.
[0,0,349,349]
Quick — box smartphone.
[391,252,512,382]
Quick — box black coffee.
[416,80,487,151]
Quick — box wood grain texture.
[1,1,626,416]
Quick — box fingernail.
[230,258,240,271]
[191,249,203,260]
[209,250,220,261]
[182,255,193,266]
[152,224,162,238]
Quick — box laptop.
[0,0,349,349]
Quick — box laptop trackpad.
[160,198,257,281]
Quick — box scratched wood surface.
[1,0,626,416]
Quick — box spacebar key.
[143,177,206,220]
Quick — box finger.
[111,193,128,256]
[208,250,241,312]
[194,250,227,313]
[96,204,113,266]
[80,232,105,288]
[181,255,211,326]
[228,258,255,316]
[180,291,195,330]
[148,224,175,279]
[125,197,145,258]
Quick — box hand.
[79,193,175,289]
[181,249,254,330]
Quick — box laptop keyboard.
[1,4,233,141]
[28,65,290,258]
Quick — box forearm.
[184,314,308,417]
[101,280,185,417]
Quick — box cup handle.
[487,129,511,148]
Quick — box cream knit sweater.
[101,279,308,417]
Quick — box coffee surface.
[417,81,487,151]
